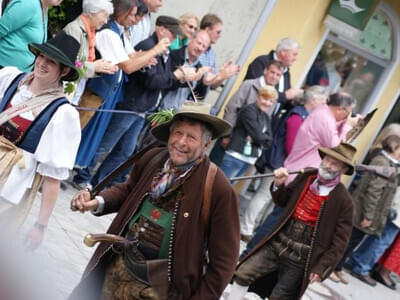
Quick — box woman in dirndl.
[0,31,81,250]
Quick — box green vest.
[128,197,173,259]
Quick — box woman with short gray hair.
[63,0,118,104]
[82,0,114,14]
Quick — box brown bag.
[78,89,103,129]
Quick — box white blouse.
[0,67,81,204]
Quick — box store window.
[304,9,393,114]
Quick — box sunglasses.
[187,24,198,31]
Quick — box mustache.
[318,165,340,179]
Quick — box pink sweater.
[285,114,304,156]
[284,104,351,184]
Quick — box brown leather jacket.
[69,147,240,300]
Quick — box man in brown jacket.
[226,142,356,300]
[69,101,240,299]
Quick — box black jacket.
[120,33,183,112]
[227,102,272,158]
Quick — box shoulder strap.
[18,97,69,153]
[202,162,217,229]
[0,73,25,113]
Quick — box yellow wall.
[221,0,400,180]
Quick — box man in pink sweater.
[284,92,361,184]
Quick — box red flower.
[151,209,162,220]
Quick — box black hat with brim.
[29,31,80,81]
[156,15,181,37]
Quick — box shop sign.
[324,0,379,38]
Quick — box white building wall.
[156,0,268,103]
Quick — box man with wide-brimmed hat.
[69,101,240,300]
[226,142,356,300]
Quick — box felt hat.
[29,31,80,81]
[151,101,232,143]
[156,15,181,36]
[318,142,357,175]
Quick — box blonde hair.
[178,12,199,37]
[258,85,278,100]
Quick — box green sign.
[328,0,379,30]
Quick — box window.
[303,9,393,114]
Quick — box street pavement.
[10,183,400,300]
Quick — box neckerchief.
[151,157,202,200]
[80,14,96,62]
[309,173,341,194]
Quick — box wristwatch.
[34,222,47,231]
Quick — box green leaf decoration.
[148,109,177,127]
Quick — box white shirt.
[128,14,151,47]
[96,23,134,65]
[95,22,135,83]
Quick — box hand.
[153,38,170,55]
[147,57,158,67]
[219,61,240,80]
[197,66,212,76]
[273,167,289,187]
[25,224,45,251]
[360,218,372,228]
[202,71,217,85]
[285,88,303,100]
[309,273,321,284]
[346,113,363,127]
[179,66,199,81]
[220,137,231,149]
[94,59,118,74]
[70,189,99,213]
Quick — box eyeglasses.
[186,24,198,31]
[340,106,352,117]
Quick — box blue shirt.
[198,47,217,74]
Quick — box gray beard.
[318,165,340,180]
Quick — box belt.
[276,231,311,258]
[282,218,314,243]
